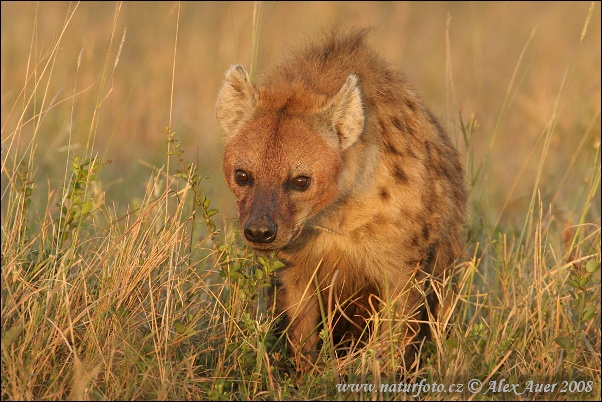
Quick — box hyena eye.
[235,170,250,185]
[291,176,310,190]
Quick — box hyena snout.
[244,215,278,244]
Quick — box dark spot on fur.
[231,81,243,93]
[392,164,409,184]
[411,235,419,247]
[384,138,403,156]
[391,115,418,138]
[320,40,336,62]
[428,147,454,182]
[383,70,393,82]
[423,246,436,267]
[405,145,417,159]
[391,117,404,132]
[405,122,416,138]
[377,119,386,134]
[426,109,446,138]
[422,225,430,241]
[379,188,391,201]
[406,98,418,113]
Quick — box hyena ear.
[328,75,365,150]
[215,65,257,135]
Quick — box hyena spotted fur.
[215,28,466,370]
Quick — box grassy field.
[1,1,600,400]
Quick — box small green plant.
[555,257,601,378]
[56,155,109,247]
[13,161,35,246]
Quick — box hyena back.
[215,28,466,370]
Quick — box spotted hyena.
[215,28,466,370]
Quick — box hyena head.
[216,65,364,251]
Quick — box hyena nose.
[244,218,277,244]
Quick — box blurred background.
[1,1,600,230]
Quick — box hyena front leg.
[378,282,427,372]
[277,270,321,371]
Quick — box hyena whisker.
[312,224,344,236]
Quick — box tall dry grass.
[1,1,600,400]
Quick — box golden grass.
[1,1,600,400]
